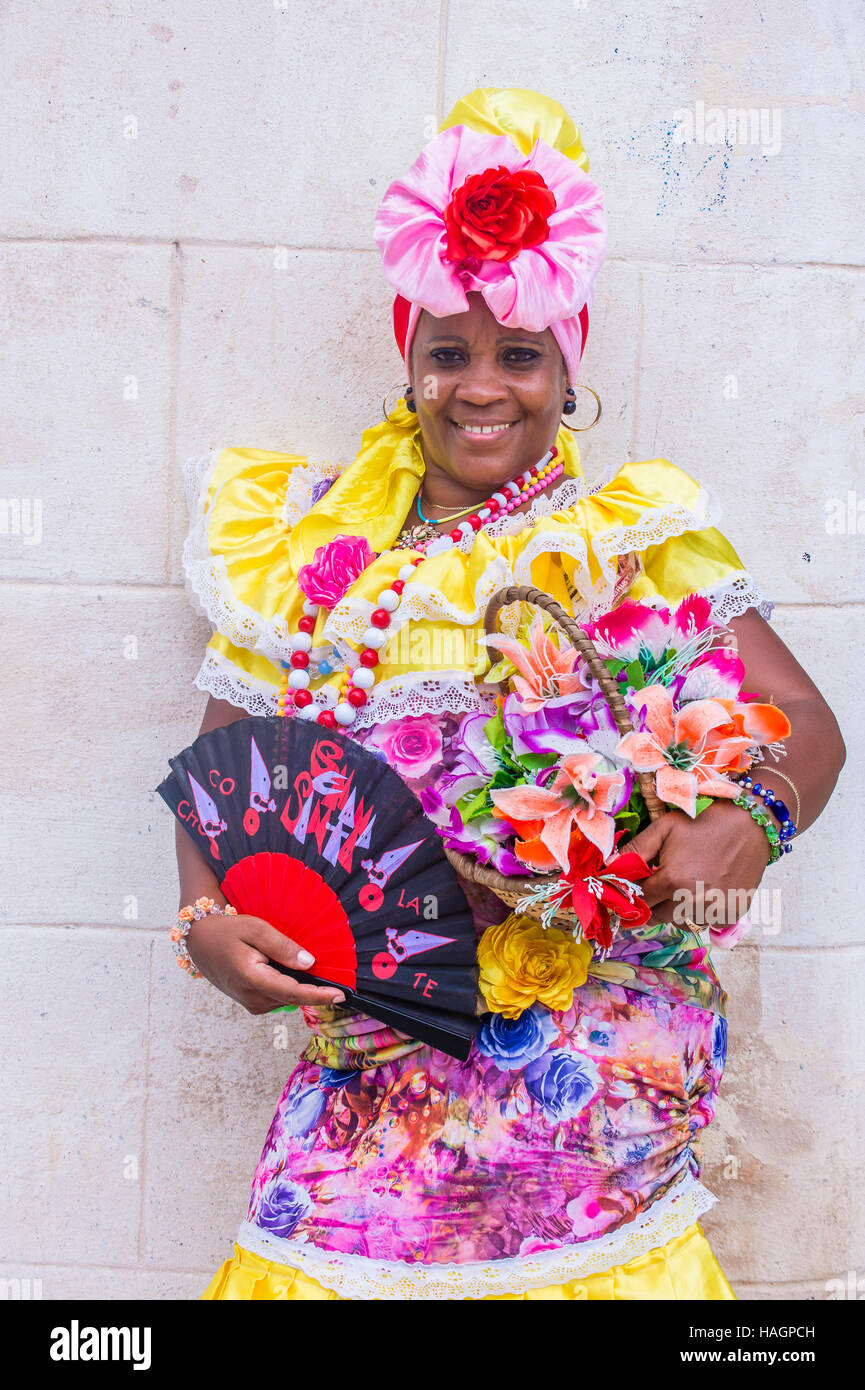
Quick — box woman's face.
[408,293,568,498]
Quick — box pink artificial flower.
[491,751,627,869]
[484,614,585,712]
[368,715,444,782]
[615,685,751,817]
[709,914,753,949]
[297,533,376,608]
[374,123,607,334]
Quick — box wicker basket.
[443,585,666,928]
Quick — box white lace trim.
[194,647,282,718]
[697,571,775,625]
[234,1171,716,1300]
[481,474,593,537]
[282,455,348,528]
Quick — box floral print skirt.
[230,970,728,1287]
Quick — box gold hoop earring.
[381,383,412,423]
[560,384,602,432]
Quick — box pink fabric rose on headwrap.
[374,121,607,384]
[296,534,376,608]
[367,715,443,782]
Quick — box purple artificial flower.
[310,477,336,506]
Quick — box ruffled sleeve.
[182,446,346,715]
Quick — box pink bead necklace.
[278,446,564,728]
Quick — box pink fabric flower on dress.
[374,123,607,333]
[368,716,443,782]
[297,534,376,608]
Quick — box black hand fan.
[156,715,480,1059]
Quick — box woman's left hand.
[622,798,772,928]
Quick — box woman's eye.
[504,349,540,364]
[430,349,464,364]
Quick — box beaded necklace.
[277,445,564,728]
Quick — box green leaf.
[624,658,645,691]
[517,752,558,773]
[604,657,626,678]
[695,795,713,816]
[483,709,506,751]
[458,787,493,822]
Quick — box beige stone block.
[735,1280,835,1300]
[0,242,173,584]
[699,946,865,1283]
[444,0,864,264]
[0,583,211,927]
[635,265,865,605]
[0,1262,208,1301]
[0,0,439,242]
[140,949,310,1271]
[0,928,148,1265]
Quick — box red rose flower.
[443,165,557,265]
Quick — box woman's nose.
[453,359,509,404]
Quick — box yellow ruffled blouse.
[182,401,771,722]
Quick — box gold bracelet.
[753,767,801,825]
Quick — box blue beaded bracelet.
[732,773,797,854]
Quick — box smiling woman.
[405,299,570,518]
[166,85,845,1302]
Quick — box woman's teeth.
[455,422,514,435]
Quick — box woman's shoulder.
[494,454,772,623]
[181,444,350,667]
[184,445,347,534]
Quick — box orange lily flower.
[615,684,787,818]
[484,614,584,712]
[490,752,626,869]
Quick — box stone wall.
[1,0,862,1299]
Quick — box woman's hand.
[186,912,346,1014]
[623,798,772,928]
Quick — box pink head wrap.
[374,120,607,385]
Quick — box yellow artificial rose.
[477,913,592,1019]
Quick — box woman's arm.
[174,694,346,1011]
[174,696,250,911]
[625,608,846,926]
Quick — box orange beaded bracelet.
[172,896,237,978]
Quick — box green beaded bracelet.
[733,793,783,864]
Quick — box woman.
[173,88,845,1300]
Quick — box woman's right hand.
[185,912,346,1014]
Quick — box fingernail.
[297,949,315,968]
[331,992,345,1004]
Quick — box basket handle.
[483,585,666,822]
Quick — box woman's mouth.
[451,420,518,439]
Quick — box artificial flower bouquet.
[422,593,791,984]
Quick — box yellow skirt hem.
[202,1220,736,1301]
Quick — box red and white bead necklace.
[278,446,563,728]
